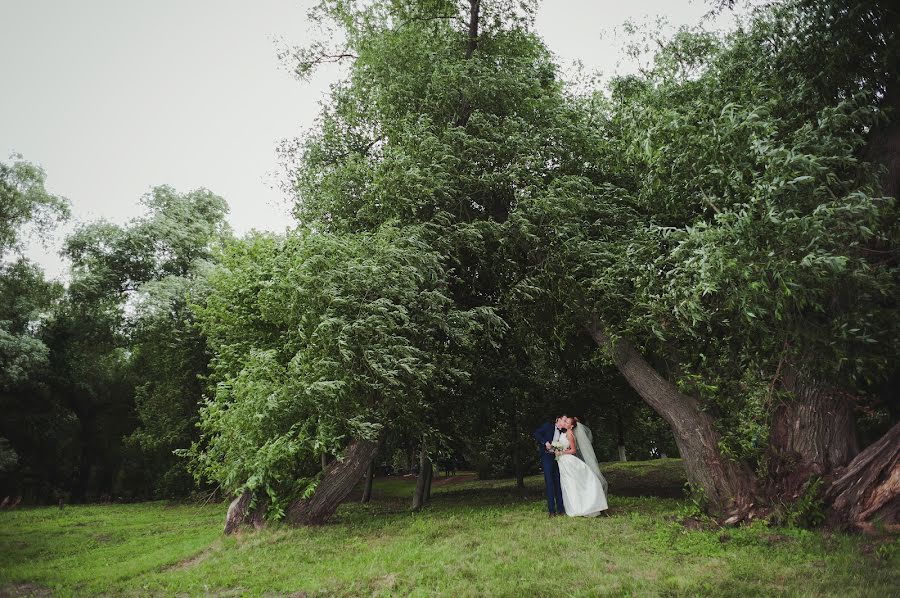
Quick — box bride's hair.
[570,417,579,430]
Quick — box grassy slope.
[0,460,897,597]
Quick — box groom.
[533,416,566,517]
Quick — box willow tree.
[510,0,899,527]
[188,225,499,528]
[274,0,597,516]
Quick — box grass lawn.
[1,459,897,597]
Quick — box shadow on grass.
[340,458,687,524]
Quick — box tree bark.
[224,490,252,535]
[774,371,858,468]
[464,0,481,59]
[824,421,900,530]
[453,0,480,128]
[412,447,432,510]
[286,437,380,525]
[361,458,375,504]
[424,457,434,501]
[765,371,859,504]
[587,320,755,517]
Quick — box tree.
[0,157,73,502]
[0,155,69,257]
[0,258,77,502]
[510,0,899,525]
[272,0,613,521]
[188,225,499,529]
[42,185,230,501]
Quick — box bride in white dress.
[555,416,609,517]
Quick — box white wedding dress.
[557,429,608,517]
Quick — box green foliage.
[188,223,501,505]
[106,188,230,499]
[0,157,73,500]
[771,475,827,529]
[277,0,669,482]
[0,155,69,256]
[509,0,900,461]
[0,438,18,473]
[3,184,232,502]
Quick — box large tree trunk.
[824,421,900,531]
[286,438,380,525]
[587,320,756,518]
[412,447,433,511]
[764,370,859,504]
[774,371,858,468]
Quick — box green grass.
[1,460,897,597]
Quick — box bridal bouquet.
[551,441,564,460]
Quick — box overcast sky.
[1,0,748,279]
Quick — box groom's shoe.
[548,512,556,518]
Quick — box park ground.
[0,459,897,597]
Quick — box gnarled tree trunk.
[587,320,756,518]
[825,421,900,531]
[286,437,380,525]
[764,370,859,505]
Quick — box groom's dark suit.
[533,422,565,515]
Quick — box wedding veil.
[574,424,609,494]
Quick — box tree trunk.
[221,490,268,535]
[424,458,434,501]
[511,407,525,489]
[453,0,480,128]
[824,421,900,531]
[616,407,627,462]
[774,371,858,468]
[765,371,859,504]
[286,438,380,525]
[587,320,756,518]
[321,453,329,471]
[412,447,432,511]
[464,0,481,59]
[361,458,375,504]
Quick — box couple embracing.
[533,415,609,517]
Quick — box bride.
[552,416,609,517]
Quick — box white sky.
[1,0,749,280]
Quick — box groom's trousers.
[540,454,565,514]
